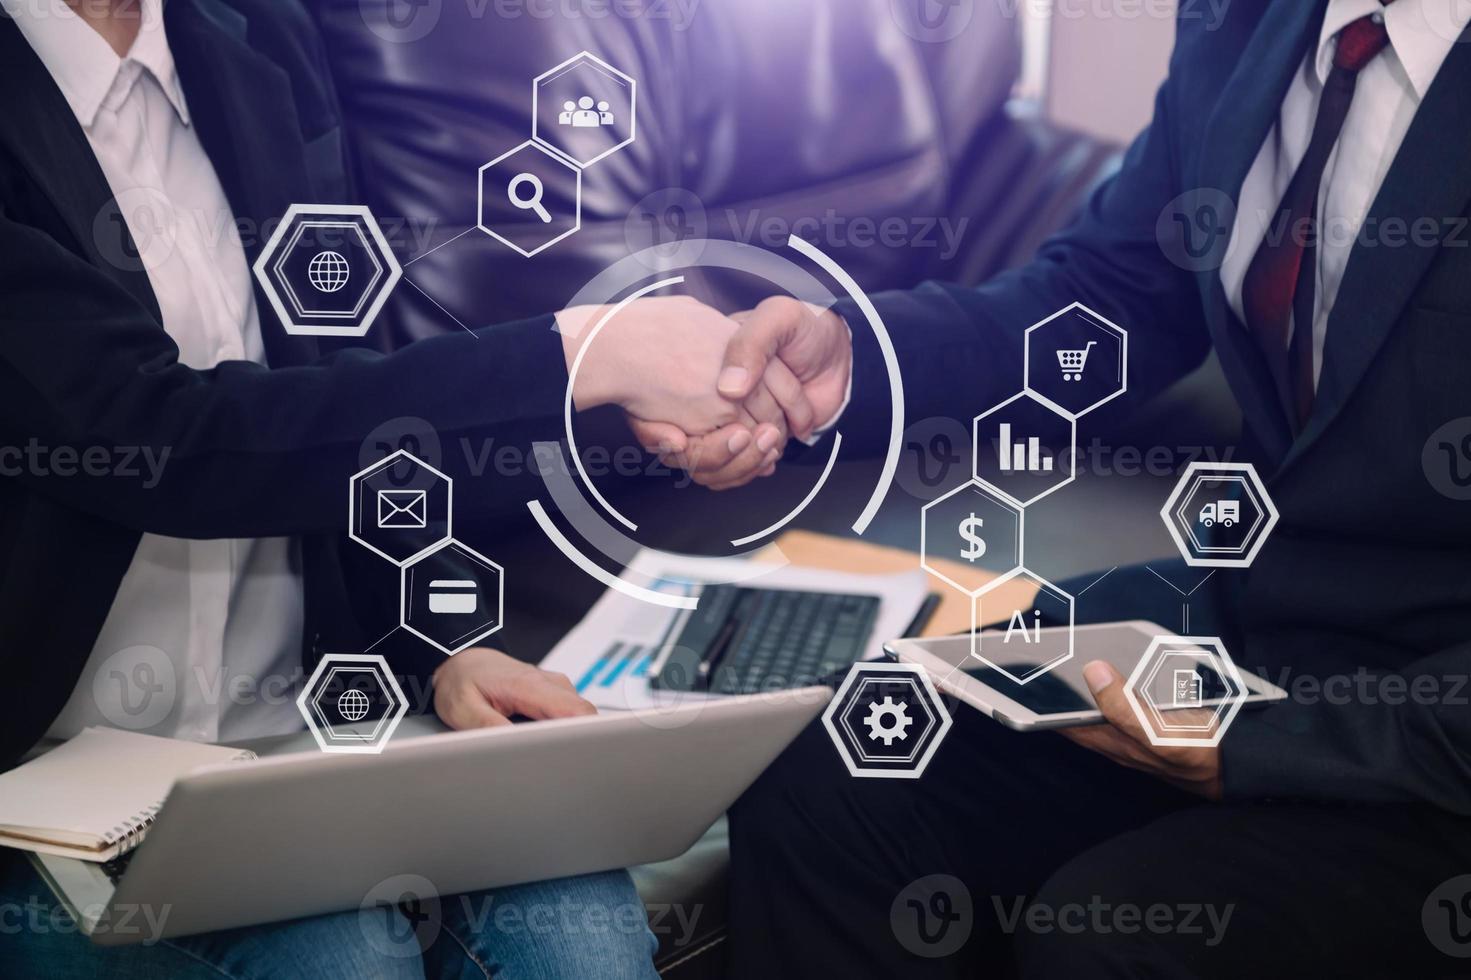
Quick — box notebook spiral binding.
[104,804,160,855]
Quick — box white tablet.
[884,620,1287,731]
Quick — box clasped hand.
[559,295,851,490]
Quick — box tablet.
[884,620,1287,731]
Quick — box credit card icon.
[428,580,478,614]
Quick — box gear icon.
[864,696,914,745]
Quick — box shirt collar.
[2,0,190,127]
[1315,0,1471,101]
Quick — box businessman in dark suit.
[635,0,1471,974]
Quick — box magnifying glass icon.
[507,172,552,224]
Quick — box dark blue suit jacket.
[838,0,1471,813]
[0,0,571,766]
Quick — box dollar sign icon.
[958,513,985,562]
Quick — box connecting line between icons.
[403,227,473,268]
[1074,565,1118,596]
[363,625,400,653]
[1145,565,1216,598]
[404,277,478,338]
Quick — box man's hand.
[629,296,853,490]
[1060,661,1223,800]
[433,647,595,729]
[559,296,790,441]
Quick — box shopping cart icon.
[1056,341,1097,382]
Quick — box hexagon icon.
[532,51,636,168]
[973,391,1076,507]
[920,479,1023,597]
[350,450,453,567]
[296,653,408,754]
[1161,462,1279,568]
[971,569,1075,685]
[253,204,401,337]
[821,662,952,780]
[1123,635,1247,747]
[478,141,582,258]
[1023,303,1128,420]
[401,539,504,656]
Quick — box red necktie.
[1241,3,1393,430]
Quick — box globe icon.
[337,688,370,722]
[307,250,350,293]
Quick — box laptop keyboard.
[651,585,880,694]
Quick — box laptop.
[29,689,830,944]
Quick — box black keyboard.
[650,584,880,695]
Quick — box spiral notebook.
[0,727,255,862]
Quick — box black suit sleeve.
[0,205,568,539]
[831,25,1212,455]
[1222,645,1471,815]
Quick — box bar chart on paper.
[996,423,1052,473]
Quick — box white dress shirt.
[7,0,306,743]
[1221,0,1471,387]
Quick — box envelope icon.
[377,489,427,529]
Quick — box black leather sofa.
[308,1,1121,973]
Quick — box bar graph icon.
[996,423,1052,473]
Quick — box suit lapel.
[1283,20,1471,469]
[0,18,161,320]
[166,0,321,365]
[1193,0,1327,466]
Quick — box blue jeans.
[0,855,658,979]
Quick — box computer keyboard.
[650,584,880,694]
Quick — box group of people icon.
[558,95,614,128]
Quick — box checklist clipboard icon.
[377,489,427,529]
[1172,668,1203,707]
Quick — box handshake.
[558,295,853,490]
